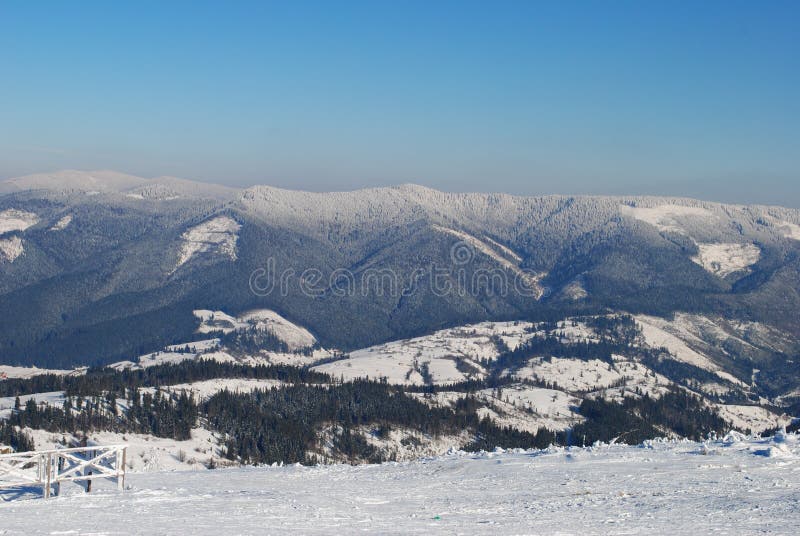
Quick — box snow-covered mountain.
[2,170,800,404]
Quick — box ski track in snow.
[2,434,800,535]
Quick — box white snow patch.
[193,309,239,333]
[714,404,790,433]
[478,384,582,432]
[193,309,317,350]
[175,216,241,269]
[0,209,39,235]
[482,235,522,263]
[165,339,220,353]
[513,356,669,398]
[314,321,536,385]
[0,365,79,380]
[634,315,747,387]
[773,219,800,241]
[561,277,588,300]
[162,378,286,401]
[48,214,72,231]
[0,392,65,420]
[620,204,715,234]
[0,236,24,262]
[635,315,746,385]
[238,310,317,350]
[691,242,760,278]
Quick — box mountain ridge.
[1,169,800,381]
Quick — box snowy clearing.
[691,242,761,278]
[0,209,39,235]
[48,214,72,231]
[773,219,800,241]
[0,236,24,263]
[313,321,536,385]
[193,309,317,350]
[0,392,65,420]
[634,315,746,386]
[0,365,78,380]
[619,204,715,234]
[2,434,800,535]
[161,378,287,401]
[175,216,241,269]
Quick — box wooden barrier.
[0,444,127,499]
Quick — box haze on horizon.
[1,1,798,206]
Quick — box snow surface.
[160,378,286,401]
[634,315,746,386]
[48,214,72,231]
[0,236,24,263]
[619,204,715,234]
[691,242,761,278]
[482,235,522,263]
[0,365,77,379]
[22,427,222,474]
[714,404,792,433]
[773,219,800,241]
[0,392,65,420]
[193,309,317,350]
[175,216,241,269]
[238,310,317,350]
[3,434,800,535]
[0,209,39,235]
[513,356,670,400]
[313,321,536,385]
[476,385,582,432]
[560,277,588,300]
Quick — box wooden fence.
[0,444,127,499]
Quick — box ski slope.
[2,433,798,535]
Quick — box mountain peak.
[0,169,149,194]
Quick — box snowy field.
[2,434,799,535]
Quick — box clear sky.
[1,1,798,205]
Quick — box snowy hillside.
[2,433,799,535]
[691,242,761,278]
[0,236,24,262]
[4,311,790,438]
[174,216,241,269]
[0,209,39,235]
[4,172,800,371]
[314,320,534,384]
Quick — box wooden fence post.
[44,453,51,499]
[55,455,63,496]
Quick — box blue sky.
[1,1,798,205]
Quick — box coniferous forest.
[2,352,732,465]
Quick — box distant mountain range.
[1,170,799,384]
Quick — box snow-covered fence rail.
[0,444,127,499]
